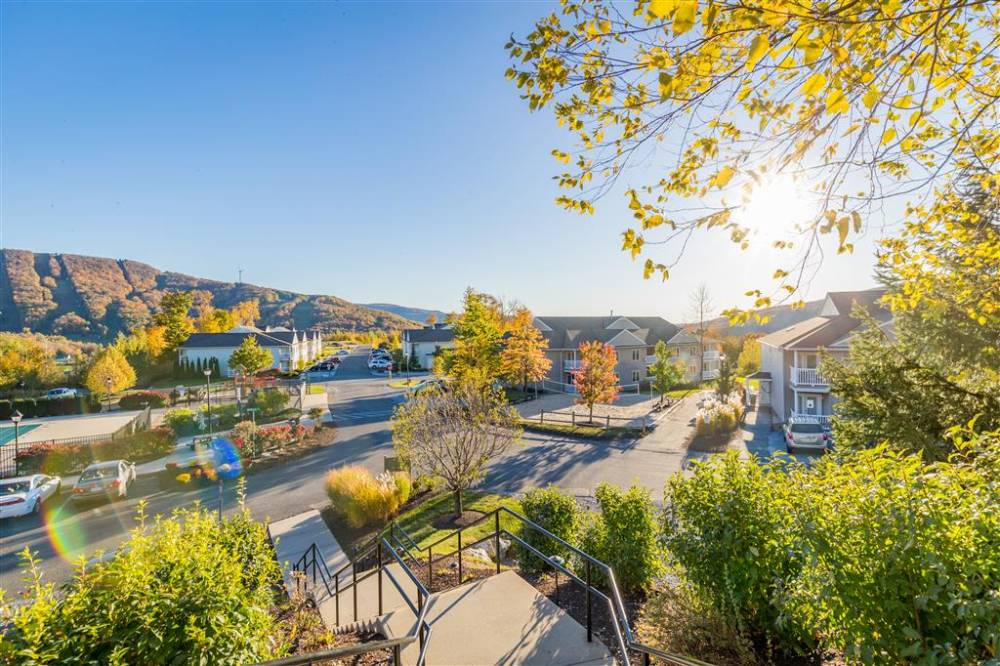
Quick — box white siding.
[759,342,786,419]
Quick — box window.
[632,370,640,382]
[632,349,640,361]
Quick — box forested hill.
[0,249,418,341]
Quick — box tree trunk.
[589,404,594,423]
[454,489,464,517]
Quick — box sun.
[734,174,817,235]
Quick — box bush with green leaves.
[785,436,1000,664]
[163,407,198,436]
[0,505,284,665]
[252,388,289,416]
[660,434,1000,664]
[662,450,810,653]
[581,482,663,592]
[518,485,582,573]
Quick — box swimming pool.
[0,424,40,446]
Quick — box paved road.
[0,348,734,595]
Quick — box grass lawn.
[323,491,521,557]
[388,378,421,389]
[144,377,233,390]
[395,491,522,552]
[307,385,326,395]
[519,419,644,440]
[664,387,697,399]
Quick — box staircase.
[267,508,709,666]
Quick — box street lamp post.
[204,367,213,437]
[105,377,112,413]
[11,410,23,477]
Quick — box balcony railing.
[791,367,827,385]
[701,369,719,380]
[645,354,657,364]
[564,359,582,371]
[702,350,721,361]
[790,411,833,426]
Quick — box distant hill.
[692,299,826,336]
[362,303,449,325]
[0,249,419,341]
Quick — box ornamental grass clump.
[694,392,743,436]
[325,466,411,528]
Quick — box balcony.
[701,369,719,380]
[702,350,721,361]
[790,411,833,427]
[564,359,582,371]
[645,354,657,364]
[791,367,828,387]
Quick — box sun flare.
[735,174,817,235]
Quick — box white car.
[71,460,136,504]
[784,419,830,453]
[43,387,77,399]
[369,357,393,370]
[0,474,62,519]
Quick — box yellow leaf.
[851,211,862,233]
[647,0,675,19]
[825,89,848,114]
[801,72,827,97]
[711,166,736,189]
[673,0,697,35]
[882,127,897,146]
[747,34,769,70]
[837,216,849,247]
[862,88,880,110]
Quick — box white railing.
[564,360,582,371]
[702,369,719,380]
[791,367,827,385]
[645,354,657,364]
[702,350,721,361]
[790,411,833,426]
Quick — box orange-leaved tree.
[500,308,552,392]
[573,341,619,423]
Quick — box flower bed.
[17,426,176,475]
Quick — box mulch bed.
[273,593,394,665]
[687,431,737,453]
[431,509,484,530]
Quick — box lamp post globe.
[11,410,23,476]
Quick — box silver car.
[71,460,136,504]
[783,419,830,453]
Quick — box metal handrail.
[255,636,415,666]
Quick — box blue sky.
[1,1,883,322]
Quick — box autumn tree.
[446,288,505,383]
[500,308,552,391]
[425,313,438,326]
[392,381,522,516]
[736,334,761,376]
[228,336,273,378]
[0,334,61,390]
[155,291,194,350]
[649,340,683,405]
[230,300,261,327]
[507,1,1000,319]
[573,341,620,423]
[688,284,715,358]
[85,346,137,397]
[196,307,235,334]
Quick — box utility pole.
[237,268,243,285]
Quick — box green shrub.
[119,390,167,410]
[13,398,39,418]
[786,441,1000,664]
[163,408,198,436]
[0,399,11,419]
[581,482,663,592]
[252,388,289,416]
[325,466,411,528]
[518,486,582,573]
[0,506,284,665]
[662,450,809,652]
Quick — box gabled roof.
[180,331,294,349]
[535,315,679,349]
[403,327,455,343]
[758,289,889,350]
[666,331,700,345]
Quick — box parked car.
[42,387,78,399]
[0,474,62,519]
[369,358,393,371]
[71,460,136,504]
[784,419,830,453]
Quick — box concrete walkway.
[382,571,614,666]
[268,509,350,601]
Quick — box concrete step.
[316,562,421,628]
[380,570,615,666]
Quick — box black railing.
[285,529,433,666]
[280,506,709,666]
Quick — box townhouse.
[178,325,323,376]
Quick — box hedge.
[0,395,100,419]
[119,391,168,410]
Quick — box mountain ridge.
[0,248,419,340]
